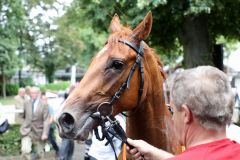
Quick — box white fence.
[0,104,23,124]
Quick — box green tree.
[0,0,25,97]
[22,0,92,83]
[22,1,68,83]
[63,0,240,68]
[54,7,107,68]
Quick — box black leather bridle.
[95,39,145,116]
[90,39,146,160]
[109,40,145,111]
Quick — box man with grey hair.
[127,66,240,160]
[20,86,49,160]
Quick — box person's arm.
[42,104,50,140]
[127,138,174,160]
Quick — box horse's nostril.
[58,113,75,134]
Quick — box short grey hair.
[171,66,234,130]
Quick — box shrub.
[0,84,19,96]
[0,124,21,156]
[6,84,19,96]
[39,81,70,92]
[21,77,34,87]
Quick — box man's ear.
[109,14,122,33]
[131,11,153,41]
[181,104,192,124]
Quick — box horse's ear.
[132,11,152,41]
[109,14,122,33]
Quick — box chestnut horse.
[57,11,180,158]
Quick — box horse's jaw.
[74,116,99,140]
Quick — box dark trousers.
[48,124,59,154]
[84,139,92,160]
[88,156,97,160]
[58,138,74,160]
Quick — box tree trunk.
[45,64,55,83]
[1,65,6,98]
[18,69,23,87]
[213,44,224,71]
[180,14,213,68]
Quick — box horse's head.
[57,12,156,140]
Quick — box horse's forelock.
[108,27,132,45]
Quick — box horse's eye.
[111,60,124,70]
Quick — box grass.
[0,124,21,156]
[0,96,15,105]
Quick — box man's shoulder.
[14,95,20,100]
[167,139,240,160]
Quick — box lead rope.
[91,113,126,160]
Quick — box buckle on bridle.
[114,92,120,99]
[96,101,113,116]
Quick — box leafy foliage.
[54,4,108,68]
[21,76,34,87]
[58,0,240,67]
[0,0,25,78]
[0,84,19,96]
[1,0,240,86]
[39,81,70,92]
[0,124,21,156]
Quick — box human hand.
[127,138,152,160]
[41,134,48,141]
[127,138,174,160]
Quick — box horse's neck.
[126,97,182,156]
[126,51,181,153]
[126,80,170,150]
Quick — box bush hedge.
[39,81,70,92]
[21,77,34,87]
[0,81,70,96]
[0,84,19,96]
[0,124,21,156]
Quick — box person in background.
[0,110,9,134]
[25,86,31,99]
[42,94,59,157]
[127,66,240,160]
[20,87,50,160]
[58,85,76,160]
[14,88,28,123]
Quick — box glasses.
[166,104,174,115]
[163,82,174,115]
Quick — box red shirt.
[167,139,240,160]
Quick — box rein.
[90,39,145,160]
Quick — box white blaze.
[96,46,108,58]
